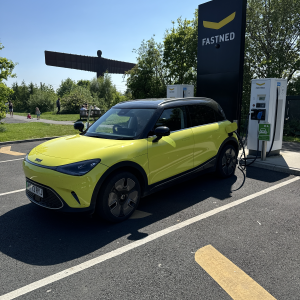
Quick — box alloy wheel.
[221,148,236,176]
[108,178,139,218]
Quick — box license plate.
[26,181,43,198]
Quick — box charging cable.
[267,87,279,157]
[236,111,262,170]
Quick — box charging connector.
[236,113,261,170]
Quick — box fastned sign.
[197,0,247,123]
[202,12,236,45]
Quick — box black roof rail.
[158,97,211,106]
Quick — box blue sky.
[1,0,205,93]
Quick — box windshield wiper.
[116,137,134,140]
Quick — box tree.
[163,11,198,86]
[0,43,17,120]
[90,73,126,109]
[77,79,90,89]
[0,43,17,82]
[125,37,167,99]
[123,88,132,99]
[56,78,76,98]
[61,86,94,113]
[287,74,300,95]
[9,81,50,112]
[12,80,30,112]
[246,0,300,80]
[126,11,198,99]
[0,83,14,120]
[242,0,300,117]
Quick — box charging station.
[248,78,287,156]
[167,85,194,98]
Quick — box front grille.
[26,179,64,209]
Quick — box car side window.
[154,107,187,132]
[189,105,216,126]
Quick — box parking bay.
[0,141,299,299]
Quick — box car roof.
[113,97,218,109]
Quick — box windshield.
[86,108,156,139]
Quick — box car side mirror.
[74,121,84,132]
[153,126,170,142]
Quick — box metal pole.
[87,105,92,129]
[261,141,267,161]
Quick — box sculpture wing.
[45,51,136,74]
[102,58,136,74]
[45,51,98,72]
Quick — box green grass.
[283,135,300,143]
[13,112,80,122]
[0,123,78,142]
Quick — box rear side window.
[189,105,216,126]
[154,107,187,132]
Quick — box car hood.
[27,134,147,167]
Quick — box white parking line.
[0,158,24,163]
[0,176,299,300]
[0,189,25,197]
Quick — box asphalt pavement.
[0,141,300,299]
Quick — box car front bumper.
[23,159,108,212]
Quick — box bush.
[284,120,300,137]
[28,90,56,114]
[61,86,95,113]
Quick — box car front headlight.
[56,159,101,176]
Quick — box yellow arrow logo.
[0,146,26,156]
[203,12,236,30]
[256,83,265,86]
[169,88,174,91]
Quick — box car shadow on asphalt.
[0,168,289,266]
[245,165,289,183]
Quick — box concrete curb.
[0,136,60,146]
[251,161,300,176]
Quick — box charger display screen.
[258,96,266,101]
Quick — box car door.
[188,104,222,168]
[147,106,194,185]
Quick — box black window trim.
[186,103,225,128]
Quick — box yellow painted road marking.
[0,146,25,156]
[203,12,236,30]
[195,245,276,300]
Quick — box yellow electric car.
[23,97,238,222]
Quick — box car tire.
[216,144,237,178]
[96,171,141,223]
